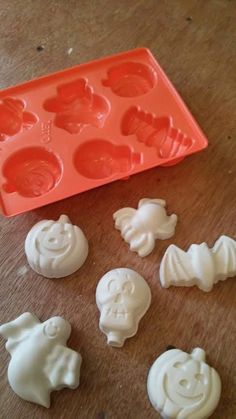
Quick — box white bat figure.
[160,235,236,292]
[0,312,82,407]
[113,198,178,257]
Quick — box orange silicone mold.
[0,48,208,216]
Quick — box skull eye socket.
[108,279,118,293]
[122,281,134,294]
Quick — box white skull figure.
[96,268,151,347]
[147,347,222,419]
[25,214,88,278]
[113,198,177,257]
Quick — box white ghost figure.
[0,312,82,408]
[25,214,88,278]
[113,198,177,257]
[147,347,221,419]
[96,268,151,347]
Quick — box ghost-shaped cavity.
[25,214,88,278]
[96,268,151,347]
[147,347,221,419]
[0,312,82,408]
[113,198,178,257]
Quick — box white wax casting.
[147,347,221,419]
[96,268,151,347]
[113,198,177,257]
[25,214,88,278]
[0,312,82,408]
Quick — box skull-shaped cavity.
[96,268,151,347]
[25,215,89,278]
[147,348,222,419]
[42,316,71,343]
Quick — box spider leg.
[155,214,178,239]
[113,208,136,219]
[135,232,155,257]
[114,215,133,229]
[113,208,136,228]
[123,227,137,243]
[130,233,147,253]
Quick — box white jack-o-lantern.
[147,347,221,419]
[96,268,151,347]
[25,215,88,278]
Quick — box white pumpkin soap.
[113,198,177,257]
[96,268,151,347]
[147,347,221,419]
[160,235,236,292]
[0,312,82,408]
[25,214,88,278]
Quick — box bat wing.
[160,245,194,288]
[44,345,82,390]
[213,235,236,281]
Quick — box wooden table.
[0,1,235,418]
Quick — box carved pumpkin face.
[36,221,72,257]
[147,348,221,419]
[25,215,88,278]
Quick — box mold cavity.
[0,97,38,141]
[121,107,193,159]
[102,62,157,97]
[43,78,110,134]
[74,139,141,180]
[2,147,62,198]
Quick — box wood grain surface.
[0,1,235,418]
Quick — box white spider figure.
[113,198,178,257]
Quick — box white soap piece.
[96,268,151,347]
[160,235,236,292]
[25,214,88,278]
[113,198,178,257]
[0,312,82,408]
[147,347,221,419]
